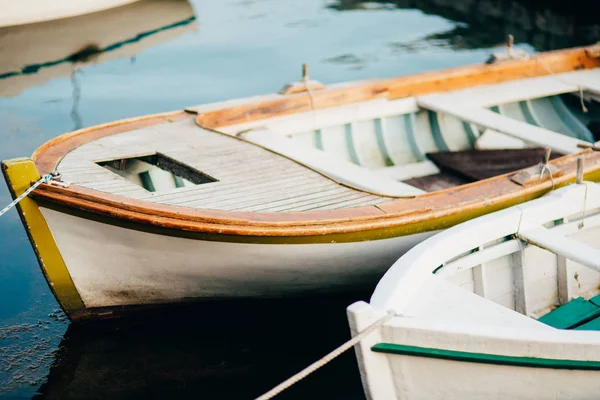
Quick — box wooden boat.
[5,45,600,321]
[348,180,600,399]
[0,0,142,28]
[0,0,197,97]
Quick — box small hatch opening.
[97,153,217,193]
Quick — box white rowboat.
[348,180,600,399]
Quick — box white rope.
[255,311,395,400]
[0,174,51,217]
[579,183,589,229]
[500,41,588,114]
[530,52,588,114]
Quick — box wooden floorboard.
[57,119,389,212]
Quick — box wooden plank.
[328,195,389,209]
[426,148,563,182]
[416,99,587,154]
[511,250,529,316]
[246,187,356,212]
[280,191,373,212]
[574,316,600,331]
[198,180,340,211]
[403,171,469,192]
[557,255,571,305]
[302,192,381,211]
[538,297,600,329]
[374,161,440,181]
[240,129,426,196]
[191,47,600,130]
[153,172,324,205]
[423,72,581,108]
[387,47,600,102]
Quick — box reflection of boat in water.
[0,0,140,28]
[0,0,197,97]
[35,296,364,398]
[328,0,600,51]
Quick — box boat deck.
[56,119,390,212]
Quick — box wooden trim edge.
[1,158,85,319]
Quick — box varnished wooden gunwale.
[30,150,600,238]
[29,45,600,239]
[195,46,600,129]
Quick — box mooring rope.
[498,37,589,114]
[254,311,395,400]
[0,174,51,217]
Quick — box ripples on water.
[0,0,597,397]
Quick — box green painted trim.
[138,171,156,192]
[374,118,394,167]
[519,101,539,126]
[372,343,600,370]
[461,121,478,147]
[404,114,425,161]
[550,96,595,142]
[345,123,361,165]
[1,158,85,317]
[428,111,449,152]
[314,129,323,150]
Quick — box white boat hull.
[40,206,434,309]
[0,0,140,28]
[348,183,600,399]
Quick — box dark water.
[0,0,598,398]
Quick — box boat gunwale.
[28,149,600,238]
[25,45,600,238]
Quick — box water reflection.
[327,0,600,51]
[34,294,368,399]
[0,0,197,98]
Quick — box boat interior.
[368,182,600,333]
[38,49,600,214]
[217,69,600,194]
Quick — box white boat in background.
[348,179,600,399]
[0,0,197,97]
[0,0,142,28]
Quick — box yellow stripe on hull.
[1,158,85,317]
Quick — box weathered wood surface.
[56,119,388,212]
[193,46,600,130]
[427,148,563,182]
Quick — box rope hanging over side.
[0,174,51,217]
[491,34,589,114]
[539,148,556,190]
[255,311,395,400]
